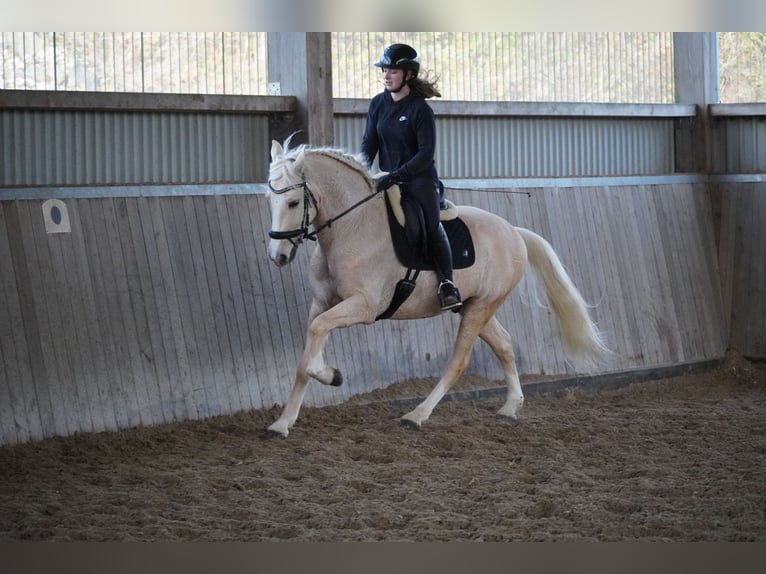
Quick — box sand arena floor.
[1,351,764,541]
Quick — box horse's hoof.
[330,369,343,387]
[261,429,286,440]
[399,418,421,430]
[495,413,520,424]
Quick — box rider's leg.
[418,182,462,311]
[429,223,462,311]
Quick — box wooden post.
[267,32,334,147]
[673,32,719,174]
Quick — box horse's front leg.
[266,294,373,438]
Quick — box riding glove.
[376,171,402,192]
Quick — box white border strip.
[2,174,765,200]
[1,183,269,200]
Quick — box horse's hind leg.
[400,302,496,429]
[479,316,524,419]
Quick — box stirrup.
[438,280,462,312]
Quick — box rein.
[268,177,382,243]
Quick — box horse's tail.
[516,227,611,372]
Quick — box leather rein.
[267,177,382,244]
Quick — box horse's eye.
[288,200,300,209]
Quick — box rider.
[361,43,462,312]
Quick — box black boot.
[431,223,462,312]
[438,279,462,312]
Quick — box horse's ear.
[270,140,283,161]
[294,146,307,167]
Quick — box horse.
[264,137,610,437]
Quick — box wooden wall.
[715,181,766,359]
[0,181,732,445]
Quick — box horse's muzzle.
[268,238,298,267]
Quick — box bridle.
[267,178,318,245]
[267,175,383,245]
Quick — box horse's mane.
[271,138,374,185]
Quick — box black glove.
[376,172,401,192]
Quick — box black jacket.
[361,90,439,185]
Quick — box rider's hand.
[376,172,401,192]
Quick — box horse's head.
[266,138,316,267]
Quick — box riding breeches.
[400,178,454,282]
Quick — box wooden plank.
[673,183,712,360]
[688,183,726,357]
[196,195,243,414]
[2,202,50,439]
[657,185,697,361]
[729,185,748,353]
[637,186,684,364]
[674,183,705,361]
[147,198,199,420]
[592,188,635,367]
[0,204,24,444]
[125,198,172,424]
[76,199,123,431]
[240,194,286,408]
[639,184,676,365]
[227,194,279,409]
[45,201,97,434]
[530,188,566,374]
[137,196,189,423]
[248,196,295,407]
[751,185,766,356]
[179,195,226,418]
[158,197,204,420]
[749,185,766,356]
[99,198,145,428]
[222,195,263,409]
[569,187,616,366]
[715,183,735,346]
[66,200,113,434]
[214,195,257,411]
[616,185,657,365]
[16,200,73,437]
[545,186,591,370]
[0,334,20,444]
[114,197,165,425]
[732,183,766,357]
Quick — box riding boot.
[430,223,462,312]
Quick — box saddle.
[376,186,475,321]
[383,186,476,271]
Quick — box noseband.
[267,178,318,243]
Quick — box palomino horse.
[265,138,609,437]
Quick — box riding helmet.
[374,43,420,74]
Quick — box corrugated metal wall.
[0,110,270,186]
[711,117,766,173]
[335,115,675,177]
[1,109,677,187]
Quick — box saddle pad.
[384,189,476,271]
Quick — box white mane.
[272,135,374,186]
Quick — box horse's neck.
[308,155,388,252]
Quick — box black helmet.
[374,43,420,74]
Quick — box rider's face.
[382,67,408,92]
